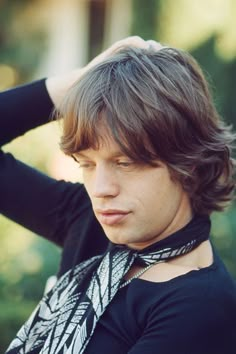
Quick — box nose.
[91,164,120,198]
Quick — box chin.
[103,230,130,245]
[107,235,127,245]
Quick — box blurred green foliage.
[131,0,161,39]
[0,300,36,352]
[0,0,47,83]
[0,220,60,351]
[1,0,236,351]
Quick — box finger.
[87,36,146,69]
[146,40,164,51]
[111,36,146,48]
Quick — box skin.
[74,126,213,281]
[74,127,193,251]
[47,35,213,280]
[46,37,159,107]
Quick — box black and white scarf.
[6,215,210,354]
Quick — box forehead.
[75,123,126,157]
[72,114,158,164]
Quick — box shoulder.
[128,258,236,329]
[136,272,236,353]
[125,273,236,354]
[125,248,236,353]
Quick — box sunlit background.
[1,0,236,350]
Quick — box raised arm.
[0,79,53,146]
[0,37,153,273]
[0,78,108,275]
[0,79,81,240]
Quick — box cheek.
[137,175,182,211]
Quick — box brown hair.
[58,45,235,215]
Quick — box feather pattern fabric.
[6,216,210,354]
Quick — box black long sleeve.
[3,81,236,354]
[0,79,53,146]
[0,79,108,276]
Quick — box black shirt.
[1,80,236,353]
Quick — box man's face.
[74,129,192,250]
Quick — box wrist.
[45,68,83,108]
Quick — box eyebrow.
[73,152,89,158]
[72,151,130,159]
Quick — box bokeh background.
[0,0,236,351]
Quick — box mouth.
[95,209,131,226]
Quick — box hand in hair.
[46,37,162,107]
[85,37,163,72]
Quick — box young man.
[1,38,236,353]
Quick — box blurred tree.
[131,0,162,39]
[88,0,106,60]
[0,0,47,83]
[191,36,236,128]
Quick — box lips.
[95,209,130,226]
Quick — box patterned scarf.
[6,215,210,354]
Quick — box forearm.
[0,150,84,246]
[0,79,53,147]
[45,69,83,108]
[45,38,158,108]
[0,150,108,259]
[0,78,70,244]
[0,36,159,148]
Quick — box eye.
[78,161,95,169]
[116,160,135,168]
[71,155,95,169]
[117,161,132,167]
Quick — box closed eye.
[78,161,95,169]
[117,161,133,167]
[71,156,94,169]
